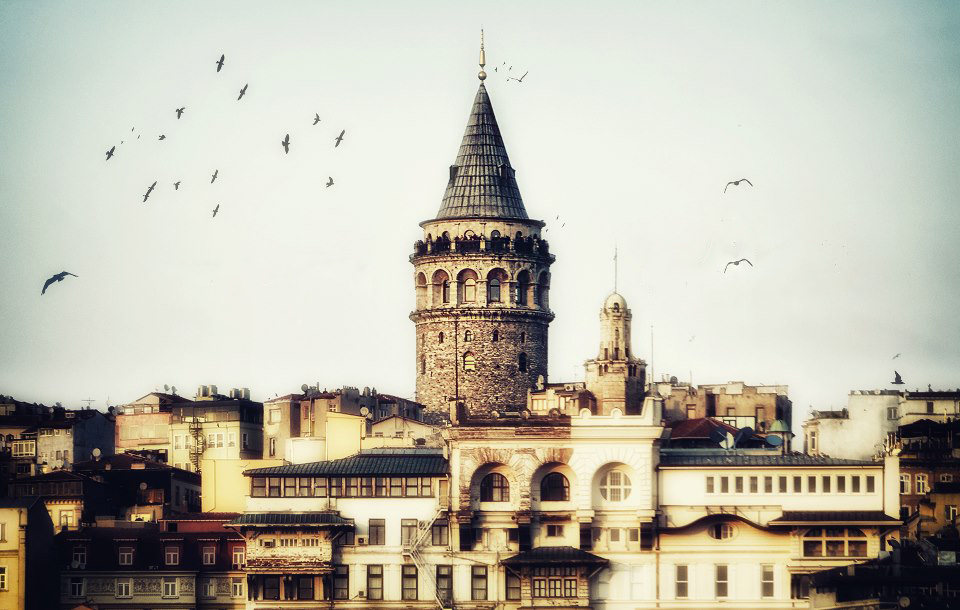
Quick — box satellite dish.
[721,432,735,450]
[766,435,783,447]
[92,448,102,458]
[71,560,80,569]
[490,410,500,419]
[734,426,754,447]
[171,386,176,395]
[139,482,148,491]
[164,384,170,392]
[709,428,727,445]
[301,384,309,393]
[520,409,531,420]
[360,407,369,416]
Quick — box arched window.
[492,330,499,342]
[464,330,472,342]
[520,332,526,344]
[442,280,450,304]
[599,471,632,502]
[488,279,501,302]
[463,352,476,371]
[464,278,476,302]
[516,270,530,306]
[480,473,509,502]
[518,352,527,372]
[438,332,444,344]
[432,270,450,307]
[612,302,620,312]
[490,230,501,239]
[540,473,569,501]
[415,273,427,309]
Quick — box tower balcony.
[411,234,554,263]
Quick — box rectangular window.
[793,476,802,493]
[629,528,639,542]
[263,576,280,600]
[118,546,133,565]
[202,578,215,598]
[162,576,178,598]
[402,565,418,600]
[72,546,87,567]
[401,519,418,546]
[900,474,911,494]
[432,520,448,546]
[369,519,385,545]
[361,477,374,497]
[231,577,244,598]
[837,476,846,493]
[438,565,453,602]
[867,475,876,493]
[269,437,276,456]
[232,546,245,568]
[564,578,577,597]
[764,476,773,493]
[346,477,359,497]
[808,476,817,493]
[298,477,312,497]
[715,564,728,598]
[749,476,758,493]
[268,477,281,497]
[314,477,327,497]
[202,545,215,565]
[851,476,860,493]
[69,576,84,597]
[391,477,403,497]
[779,476,787,493]
[284,477,296,497]
[334,566,349,600]
[228,431,236,447]
[761,564,774,598]
[735,476,744,493]
[298,576,314,601]
[720,476,729,493]
[706,476,714,493]
[608,528,621,542]
[165,545,179,565]
[547,524,564,537]
[242,432,249,449]
[406,477,419,496]
[822,475,831,493]
[676,564,688,599]
[916,474,929,494]
[116,578,131,598]
[946,505,958,521]
[367,565,383,600]
[472,565,488,600]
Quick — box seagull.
[335,129,345,147]
[892,353,901,360]
[326,177,334,188]
[212,204,220,218]
[173,181,181,190]
[176,107,185,119]
[281,134,290,154]
[237,84,247,100]
[892,371,904,385]
[143,181,157,202]
[508,71,529,83]
[724,178,753,193]
[211,170,218,183]
[41,271,78,295]
[723,258,753,273]
[158,134,166,141]
[313,113,321,125]
[105,146,115,160]
[216,54,225,72]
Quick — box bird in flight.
[892,371,904,385]
[211,169,219,183]
[238,84,248,100]
[326,177,334,188]
[508,71,529,83]
[892,353,901,360]
[176,107,185,119]
[41,271,78,295]
[281,134,290,154]
[158,134,166,141]
[105,146,115,160]
[173,181,181,190]
[313,113,321,125]
[724,178,753,193]
[216,54,225,72]
[212,204,220,218]
[723,258,753,273]
[335,129,345,147]
[143,181,157,202]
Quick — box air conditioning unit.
[356,590,367,598]
[356,536,367,545]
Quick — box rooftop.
[226,512,353,527]
[658,452,877,467]
[244,449,448,477]
[769,511,900,525]
[501,546,608,566]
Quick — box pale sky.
[1,1,958,434]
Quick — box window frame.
[715,564,729,599]
[676,564,688,599]
[402,565,418,601]
[540,472,570,502]
[471,565,488,601]
[116,577,132,598]
[367,564,384,600]
[480,473,510,502]
[761,564,775,598]
[333,566,349,600]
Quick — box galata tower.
[410,44,554,418]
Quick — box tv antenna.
[82,398,95,408]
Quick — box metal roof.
[769,511,900,525]
[226,512,353,527]
[244,452,448,476]
[433,84,529,221]
[501,546,608,566]
[659,453,877,467]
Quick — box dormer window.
[449,165,459,182]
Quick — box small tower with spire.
[583,292,647,415]
[410,36,555,418]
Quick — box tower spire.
[614,246,618,292]
[478,29,486,81]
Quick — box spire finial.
[478,28,487,81]
[614,246,619,292]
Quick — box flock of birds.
[44,53,350,297]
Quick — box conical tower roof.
[434,84,529,221]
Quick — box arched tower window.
[480,473,509,502]
[541,473,569,501]
[415,273,427,309]
[516,270,530,306]
[438,332,444,344]
[492,330,499,342]
[520,332,526,344]
[464,330,473,342]
[432,270,450,306]
[463,352,476,371]
[486,268,507,304]
[490,230,501,239]
[457,269,479,304]
[537,272,550,309]
[612,302,620,312]
[518,352,527,372]
[442,280,450,304]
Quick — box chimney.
[243,388,250,400]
